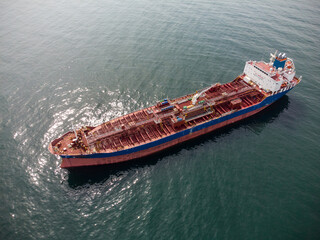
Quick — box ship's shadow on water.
[67,96,291,188]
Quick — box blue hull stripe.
[62,89,291,159]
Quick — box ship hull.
[59,88,291,168]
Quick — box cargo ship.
[49,51,301,168]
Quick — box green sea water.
[1,0,320,239]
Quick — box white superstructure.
[243,51,297,93]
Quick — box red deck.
[49,77,267,163]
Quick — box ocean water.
[1,0,320,239]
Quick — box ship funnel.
[273,52,287,69]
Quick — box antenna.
[269,50,278,64]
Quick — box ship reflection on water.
[66,95,291,188]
